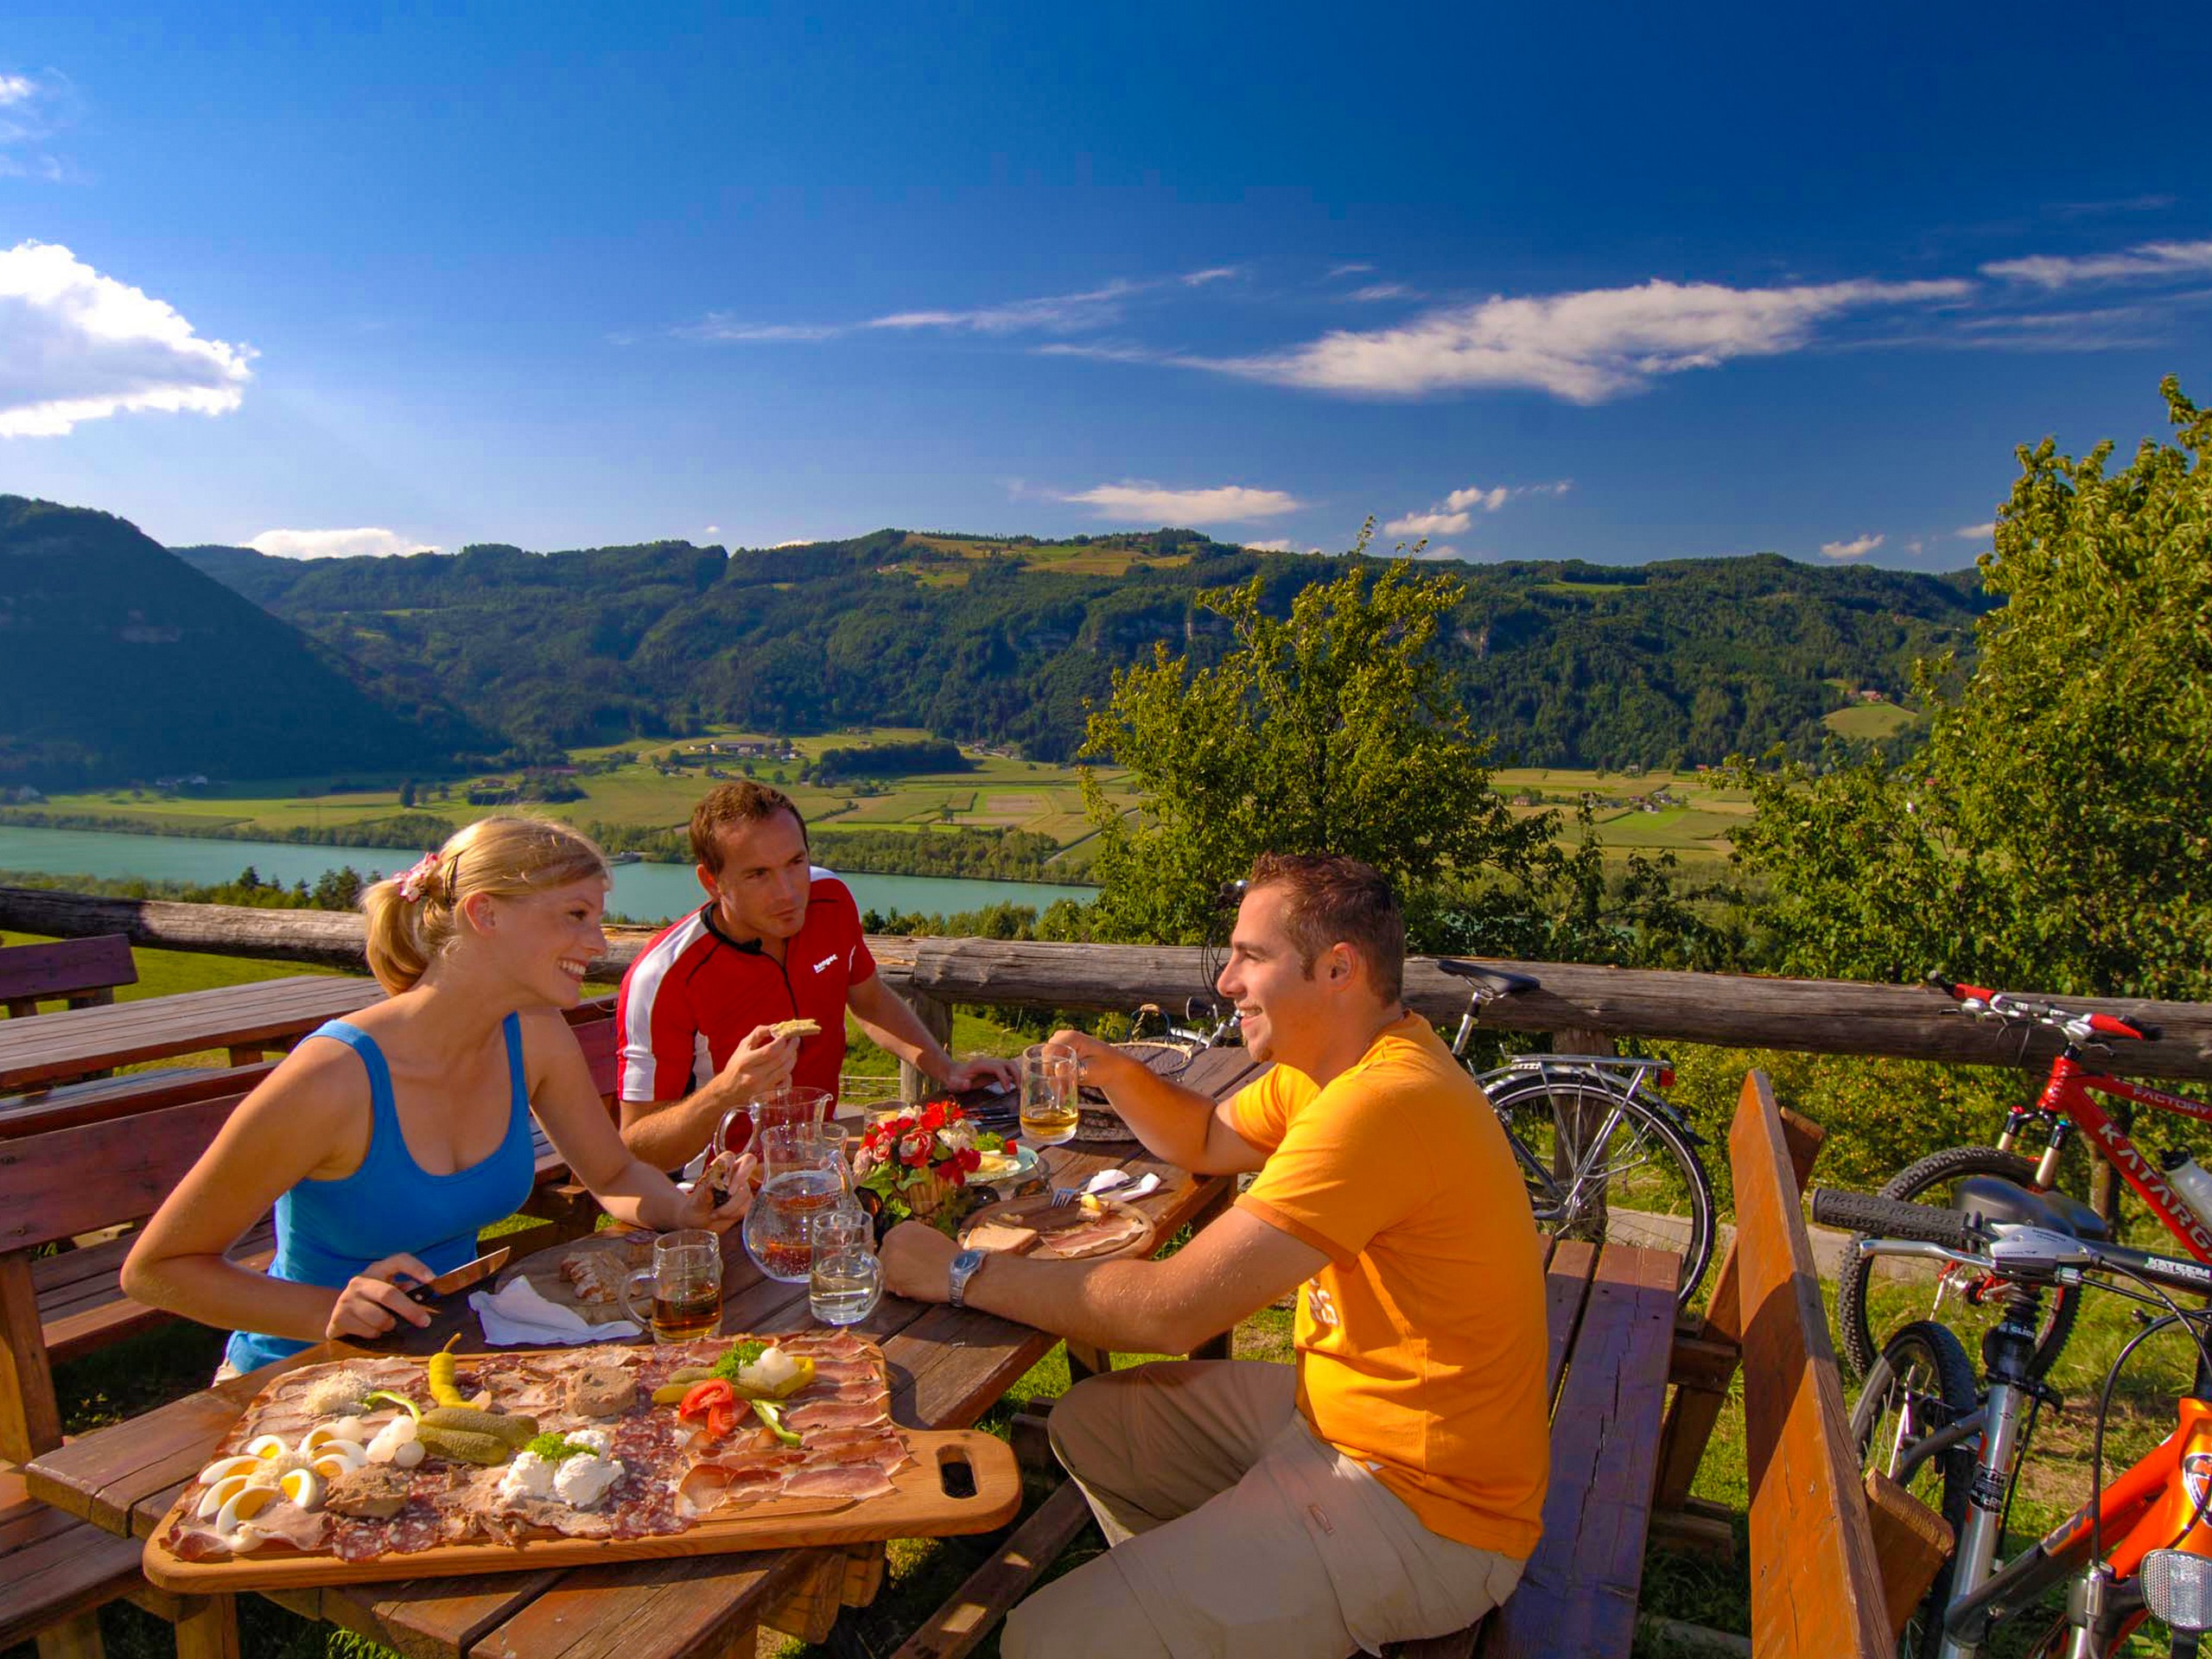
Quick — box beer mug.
[620,1229,722,1343]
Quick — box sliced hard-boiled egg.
[245,1433,290,1460]
[196,1454,263,1488]
[309,1443,367,1479]
[299,1425,348,1454]
[213,1483,279,1536]
[277,1467,326,1511]
[196,1473,256,1520]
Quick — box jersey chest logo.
[1305,1282,1341,1330]
[810,953,839,974]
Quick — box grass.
[1823,702,1922,741]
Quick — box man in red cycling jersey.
[615,781,1014,1170]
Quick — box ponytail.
[360,817,609,994]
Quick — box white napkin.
[1119,1173,1162,1201]
[467,1274,642,1346]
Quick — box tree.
[1077,532,1554,944]
[1732,377,2212,1000]
[399,779,417,809]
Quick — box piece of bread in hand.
[769,1018,821,1039]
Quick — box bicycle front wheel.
[1834,1145,2083,1382]
[1853,1320,1976,1659]
[1478,1068,1716,1307]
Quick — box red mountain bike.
[1836,975,2195,1381]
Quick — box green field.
[1821,701,1921,741]
[27,749,1770,874]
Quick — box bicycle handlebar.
[1923,972,2163,1043]
[1810,1189,1984,1251]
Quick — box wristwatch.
[947,1247,988,1309]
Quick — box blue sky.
[2,2,2206,569]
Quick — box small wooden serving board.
[142,1427,1020,1591]
[958,1193,1158,1262]
[493,1230,658,1316]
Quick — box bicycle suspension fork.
[1941,1287,2051,1659]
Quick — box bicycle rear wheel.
[1853,1320,1976,1659]
[1834,1145,2083,1382]
[1478,1067,1716,1307]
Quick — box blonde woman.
[124,817,753,1375]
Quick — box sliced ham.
[785,1397,891,1432]
[779,1464,896,1501]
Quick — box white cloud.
[704,524,721,534]
[1387,480,1573,537]
[249,528,435,560]
[1414,543,1465,561]
[1202,276,1971,403]
[1349,283,1419,302]
[1328,263,1376,277]
[1955,522,1996,539]
[1061,482,1303,524]
[677,316,846,343]
[1385,509,1471,537]
[1243,538,1296,552]
[1446,486,1509,513]
[0,241,254,437]
[1182,266,1240,286]
[1980,240,2212,289]
[1820,532,1885,562]
[0,74,35,105]
[868,281,1139,335]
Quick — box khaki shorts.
[1002,1361,1525,1659]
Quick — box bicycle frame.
[1998,1057,2212,1261]
[1942,1395,2212,1654]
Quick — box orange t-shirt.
[1230,1014,1549,1556]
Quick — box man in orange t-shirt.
[880,854,1548,1657]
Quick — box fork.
[1050,1168,1133,1207]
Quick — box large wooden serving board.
[142,1426,1020,1591]
[958,1193,1157,1262]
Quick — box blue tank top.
[226,1014,537,1374]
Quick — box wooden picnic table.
[0,975,381,1093]
[22,1046,1263,1659]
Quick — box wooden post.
[0,1249,64,1462]
[900,992,955,1103]
[1651,1107,1827,1517]
[1732,1070,1890,1658]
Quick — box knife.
[404,1246,512,1306]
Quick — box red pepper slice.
[678,1379,735,1421]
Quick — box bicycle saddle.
[1955,1175,2112,1243]
[1436,958,1541,996]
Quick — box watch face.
[953,1249,987,1274]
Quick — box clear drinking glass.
[742,1122,846,1282]
[618,1229,722,1342]
[809,1209,883,1325]
[1020,1042,1080,1147]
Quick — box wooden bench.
[900,1234,1681,1659]
[1727,1070,1953,1654]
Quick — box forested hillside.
[177,527,1990,770]
[0,498,490,787]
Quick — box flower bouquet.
[850,1100,1010,1236]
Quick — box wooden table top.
[0,975,382,1092]
[25,1045,1265,1659]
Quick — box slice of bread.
[964,1220,1041,1255]
[770,1018,822,1039]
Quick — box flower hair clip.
[397,851,444,902]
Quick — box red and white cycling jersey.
[615,869,876,1103]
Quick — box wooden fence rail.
[7,885,2212,1080]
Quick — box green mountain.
[175,525,1992,771]
[0,497,485,787]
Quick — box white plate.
[972,1144,1043,1186]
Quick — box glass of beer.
[620,1229,722,1342]
[1020,1042,1080,1147]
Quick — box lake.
[0,824,1095,924]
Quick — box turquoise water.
[0,823,1093,925]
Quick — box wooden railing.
[7,884,2211,1080]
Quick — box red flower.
[932,1158,967,1188]
[921,1100,947,1132]
[957,1147,982,1173]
